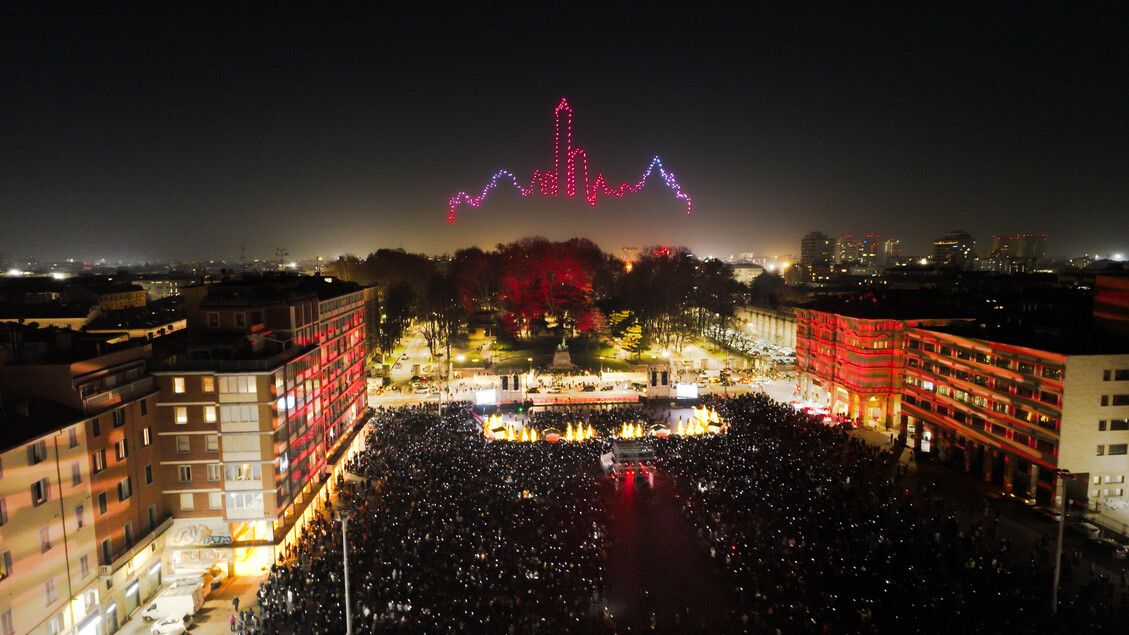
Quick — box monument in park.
[550,336,574,370]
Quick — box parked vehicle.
[1031,506,1063,522]
[1092,537,1128,559]
[1003,491,1037,506]
[1070,522,1101,540]
[151,616,189,635]
[140,584,206,622]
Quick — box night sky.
[2,2,1127,263]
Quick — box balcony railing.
[83,376,155,413]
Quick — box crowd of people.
[245,395,1129,633]
[656,392,1129,632]
[256,404,611,634]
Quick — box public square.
[169,392,1129,635]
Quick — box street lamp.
[337,510,354,635]
[1051,469,1074,614]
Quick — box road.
[603,473,735,632]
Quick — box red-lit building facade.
[795,308,958,427]
[902,326,1129,512]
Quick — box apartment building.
[153,274,369,577]
[0,330,168,635]
[0,403,101,635]
[902,324,1129,526]
[153,342,323,578]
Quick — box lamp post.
[338,510,354,635]
[1051,469,1073,613]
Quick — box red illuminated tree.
[496,238,600,339]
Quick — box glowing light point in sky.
[447,99,693,222]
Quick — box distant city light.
[51,272,68,279]
[6,269,24,276]
[1113,253,1125,261]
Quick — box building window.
[178,466,192,482]
[93,449,106,473]
[145,463,153,485]
[235,312,247,328]
[0,609,12,635]
[175,406,188,424]
[141,427,151,447]
[179,493,194,511]
[202,376,215,392]
[98,492,108,515]
[79,553,90,578]
[91,418,100,438]
[112,409,125,428]
[71,462,82,486]
[1110,444,1129,456]
[68,428,78,448]
[0,499,6,525]
[1098,445,1105,456]
[140,399,148,416]
[1111,419,1129,431]
[209,492,223,509]
[100,539,112,564]
[1042,367,1063,380]
[204,406,217,423]
[40,526,51,552]
[207,464,222,481]
[124,523,134,548]
[48,614,63,635]
[115,438,128,461]
[31,478,50,506]
[45,577,57,604]
[219,376,256,394]
[117,477,132,501]
[206,435,219,452]
[173,377,185,393]
[1111,395,1129,406]
[1117,370,1129,381]
[28,440,48,465]
[148,505,157,532]
[75,504,85,529]
[207,312,219,328]
[176,435,190,453]
[0,552,11,582]
[220,405,259,424]
[225,463,262,481]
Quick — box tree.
[415,272,466,375]
[496,238,600,339]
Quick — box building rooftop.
[798,290,977,321]
[916,321,1129,356]
[0,398,83,451]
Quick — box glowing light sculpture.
[447,99,693,222]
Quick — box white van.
[140,584,206,622]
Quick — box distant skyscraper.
[991,234,1048,260]
[932,230,976,268]
[883,239,903,267]
[800,231,836,282]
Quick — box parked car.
[527,387,540,394]
[1032,506,1063,522]
[1092,537,1129,559]
[1070,522,1102,539]
[581,384,596,392]
[547,386,563,394]
[151,616,189,635]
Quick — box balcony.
[83,376,155,413]
[98,514,173,576]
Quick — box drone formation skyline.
[2,3,1126,263]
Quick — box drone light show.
[447,99,693,222]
